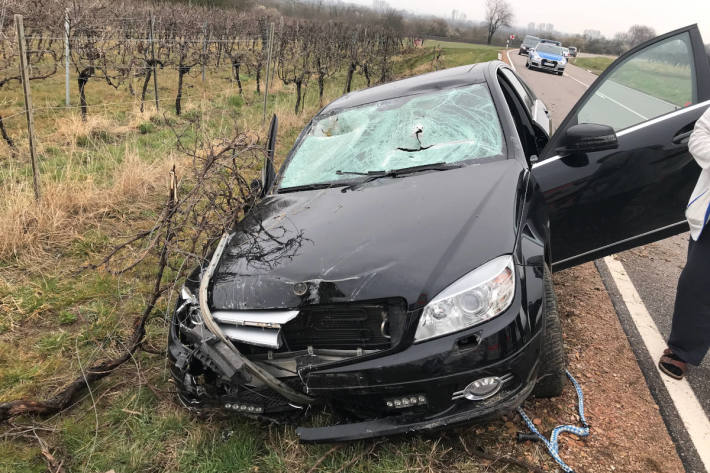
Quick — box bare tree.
[627,25,656,48]
[276,21,314,114]
[484,0,513,45]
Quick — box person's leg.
[666,229,710,369]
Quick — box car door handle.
[672,130,692,145]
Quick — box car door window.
[499,68,535,113]
[499,73,540,160]
[577,33,697,131]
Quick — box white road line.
[506,49,517,72]
[599,91,649,120]
[603,255,710,471]
[560,68,649,128]
[565,73,591,88]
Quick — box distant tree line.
[153,0,710,57]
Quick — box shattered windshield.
[278,83,504,189]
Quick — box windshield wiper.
[278,182,349,194]
[280,162,461,194]
[342,162,462,192]
[335,169,387,177]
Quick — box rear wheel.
[533,265,566,398]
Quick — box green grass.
[571,56,615,75]
[572,55,693,106]
[611,59,693,106]
[398,41,499,73]
[0,40,541,473]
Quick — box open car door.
[532,25,710,270]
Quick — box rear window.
[523,36,540,46]
[279,83,504,189]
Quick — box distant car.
[518,35,540,55]
[568,46,578,57]
[562,47,570,58]
[526,43,567,75]
[539,38,562,46]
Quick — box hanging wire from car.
[516,370,590,473]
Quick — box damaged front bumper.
[167,291,543,442]
[168,234,544,442]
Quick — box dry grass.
[0,143,173,262]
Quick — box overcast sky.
[350,0,710,41]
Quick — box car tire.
[533,264,566,398]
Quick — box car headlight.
[560,57,567,64]
[414,255,515,342]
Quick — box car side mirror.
[555,123,618,155]
[261,114,278,197]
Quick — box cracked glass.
[279,83,504,189]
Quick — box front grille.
[281,299,405,350]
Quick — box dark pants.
[668,228,710,366]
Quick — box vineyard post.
[262,22,274,123]
[149,11,159,111]
[15,14,41,200]
[64,8,70,106]
[201,22,207,83]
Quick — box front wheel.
[533,265,567,398]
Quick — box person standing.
[659,107,710,379]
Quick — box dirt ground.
[528,263,684,473]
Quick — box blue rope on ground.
[517,370,590,473]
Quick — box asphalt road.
[507,51,709,472]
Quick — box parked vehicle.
[168,25,710,442]
[562,47,570,58]
[568,46,578,57]
[527,43,567,75]
[519,34,540,55]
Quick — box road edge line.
[602,255,710,471]
[506,49,517,72]
[565,73,590,88]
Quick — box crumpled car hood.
[210,159,525,311]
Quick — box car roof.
[321,63,488,114]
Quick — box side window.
[500,68,535,113]
[499,74,539,159]
[577,32,697,131]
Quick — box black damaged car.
[168,25,710,442]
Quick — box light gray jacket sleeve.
[689,108,710,170]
